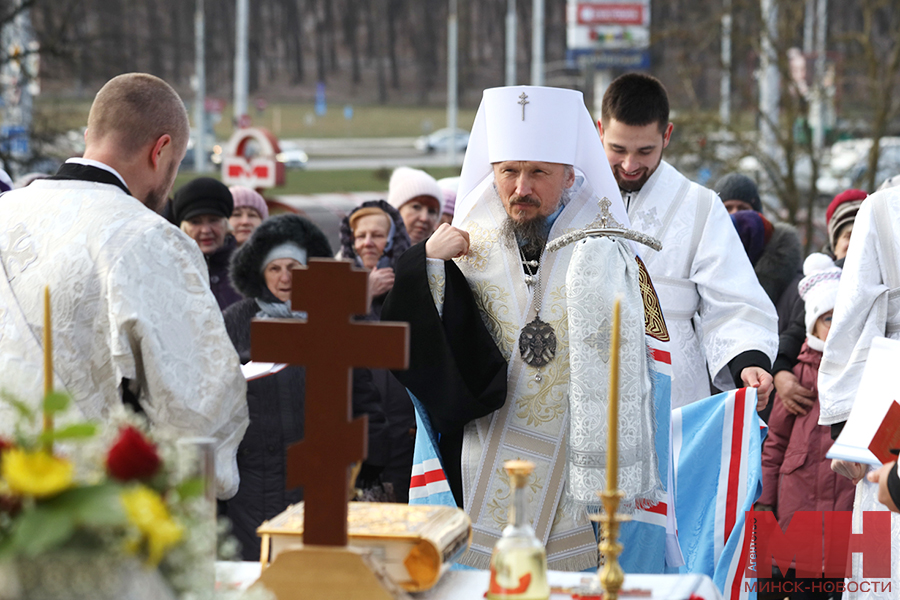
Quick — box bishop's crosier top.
[453,85,629,232]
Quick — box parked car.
[817,137,900,195]
[276,148,309,169]
[414,128,469,153]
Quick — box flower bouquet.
[0,391,216,600]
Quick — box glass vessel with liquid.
[486,460,550,600]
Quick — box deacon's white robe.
[0,179,249,499]
[623,161,778,408]
[818,188,900,599]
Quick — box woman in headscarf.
[338,200,418,502]
[223,214,387,559]
[338,199,411,317]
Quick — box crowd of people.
[2,71,900,596]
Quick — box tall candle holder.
[591,298,628,600]
[43,286,54,452]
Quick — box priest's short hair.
[87,73,190,157]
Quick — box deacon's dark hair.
[601,73,670,133]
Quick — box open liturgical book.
[827,337,900,466]
[256,502,472,592]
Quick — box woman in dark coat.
[339,201,417,502]
[222,214,388,560]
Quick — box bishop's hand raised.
[425,223,470,261]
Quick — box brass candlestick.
[596,489,627,600]
[591,298,628,600]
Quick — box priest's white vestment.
[622,161,778,409]
[818,188,900,599]
[0,179,249,499]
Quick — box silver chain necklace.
[517,245,557,374]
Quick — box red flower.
[0,437,13,467]
[106,426,162,481]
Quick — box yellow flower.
[120,485,184,566]
[1,448,74,498]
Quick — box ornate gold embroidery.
[514,284,569,426]
[427,272,445,307]
[486,466,513,527]
[456,222,494,272]
[636,256,669,341]
[471,281,517,360]
[517,357,567,426]
[486,464,544,528]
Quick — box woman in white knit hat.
[387,166,444,245]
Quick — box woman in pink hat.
[228,186,270,246]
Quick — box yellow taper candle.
[43,286,53,447]
[607,298,620,491]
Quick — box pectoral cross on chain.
[518,92,529,121]
[251,259,409,546]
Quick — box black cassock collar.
[49,162,132,197]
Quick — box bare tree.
[840,0,900,191]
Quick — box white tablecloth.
[216,561,724,600]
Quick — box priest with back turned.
[382,86,677,572]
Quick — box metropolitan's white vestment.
[622,161,778,408]
[818,188,900,599]
[0,179,249,499]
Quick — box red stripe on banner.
[410,468,447,489]
[724,388,746,545]
[424,469,447,484]
[643,502,667,516]
[733,529,752,599]
[650,348,672,364]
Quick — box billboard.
[567,0,651,68]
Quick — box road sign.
[567,0,651,53]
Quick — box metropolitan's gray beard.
[501,215,549,261]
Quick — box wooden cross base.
[250,546,411,600]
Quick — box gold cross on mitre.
[518,92,529,121]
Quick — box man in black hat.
[0,73,249,500]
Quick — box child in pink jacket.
[758,253,855,526]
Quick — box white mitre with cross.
[452,85,629,230]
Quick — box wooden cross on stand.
[251,259,409,547]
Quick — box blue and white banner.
[672,387,766,600]
[408,392,456,506]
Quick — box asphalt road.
[271,191,381,252]
[260,137,462,249]
[283,137,465,170]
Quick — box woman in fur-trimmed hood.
[222,214,388,560]
[229,213,333,302]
